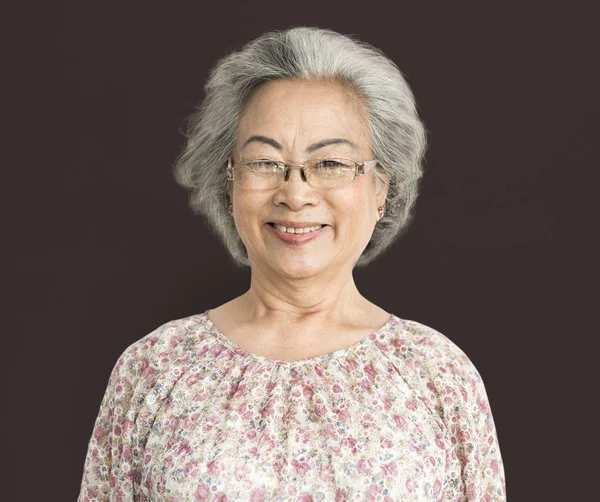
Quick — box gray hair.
[173,27,427,267]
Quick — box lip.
[266,222,328,246]
[269,220,327,228]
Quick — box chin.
[269,253,329,279]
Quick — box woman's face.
[231,79,387,279]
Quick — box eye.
[244,160,282,173]
[314,159,349,169]
[312,159,354,172]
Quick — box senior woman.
[79,27,505,501]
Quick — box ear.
[226,178,235,215]
[376,173,390,208]
[227,181,233,199]
[377,187,389,208]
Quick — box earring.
[228,202,233,215]
[377,205,385,219]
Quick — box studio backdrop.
[11,1,598,500]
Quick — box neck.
[240,265,367,326]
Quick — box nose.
[272,165,319,210]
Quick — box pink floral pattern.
[79,312,505,501]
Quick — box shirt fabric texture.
[78,311,506,501]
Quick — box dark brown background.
[11,1,598,500]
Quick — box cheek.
[333,185,377,228]
[232,193,265,243]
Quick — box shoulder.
[108,312,210,385]
[393,317,478,370]
[385,317,506,499]
[79,312,215,499]
[386,316,487,407]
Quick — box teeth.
[273,224,323,234]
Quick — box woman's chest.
[138,369,454,501]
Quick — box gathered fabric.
[79,312,505,501]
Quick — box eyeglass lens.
[233,159,357,189]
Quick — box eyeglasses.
[226,157,379,190]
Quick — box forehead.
[235,79,371,152]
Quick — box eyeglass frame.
[226,157,379,189]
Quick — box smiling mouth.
[267,223,325,234]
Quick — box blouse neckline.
[200,310,397,367]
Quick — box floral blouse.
[78,312,506,501]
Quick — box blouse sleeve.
[426,333,506,500]
[78,348,138,501]
[78,325,168,502]
[400,320,506,501]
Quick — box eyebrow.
[241,135,355,153]
[241,135,282,150]
[306,137,355,153]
